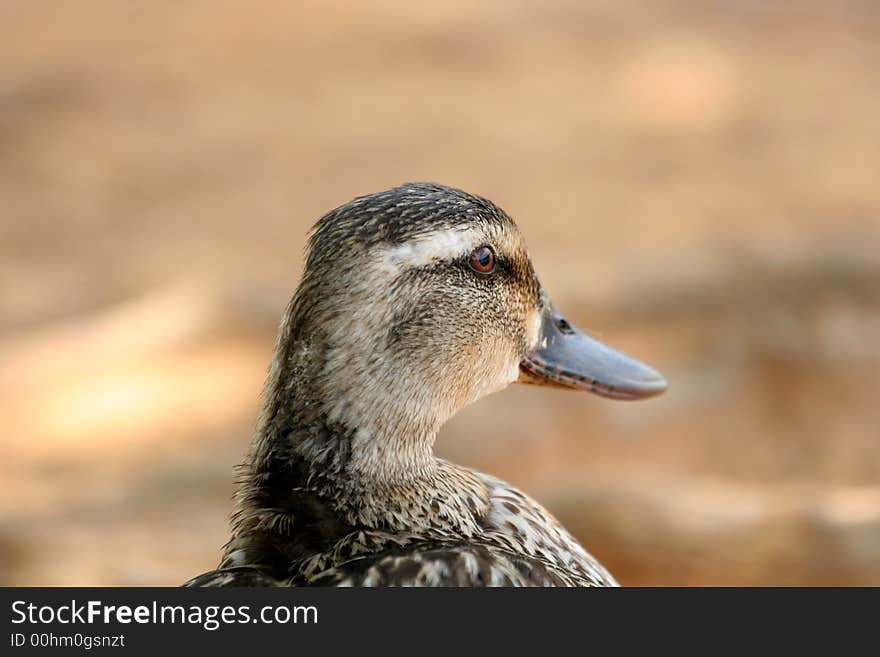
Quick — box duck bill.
[518,303,667,400]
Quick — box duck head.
[263,183,665,479]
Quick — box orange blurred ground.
[1,0,879,585]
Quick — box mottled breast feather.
[185,470,617,588]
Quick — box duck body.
[191,450,615,586]
[186,183,664,587]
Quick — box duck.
[185,182,666,587]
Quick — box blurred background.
[2,0,879,586]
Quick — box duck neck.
[226,315,494,562]
[254,389,440,492]
[244,329,445,511]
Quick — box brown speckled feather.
[186,183,624,588]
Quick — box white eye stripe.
[382,228,485,272]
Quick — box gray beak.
[518,302,667,400]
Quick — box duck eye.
[468,246,496,274]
